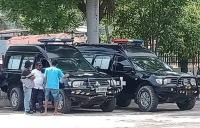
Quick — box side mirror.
[115,62,133,72]
[123,66,133,72]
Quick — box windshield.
[56,58,95,72]
[131,57,173,72]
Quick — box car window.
[20,56,35,70]
[93,55,111,70]
[7,55,22,69]
[83,55,94,63]
[57,58,95,72]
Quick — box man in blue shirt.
[42,59,69,115]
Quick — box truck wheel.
[176,97,196,110]
[100,98,116,112]
[10,87,24,111]
[137,86,158,112]
[58,89,71,114]
[80,104,94,109]
[116,98,131,107]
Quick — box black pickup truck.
[0,38,123,113]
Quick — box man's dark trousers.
[31,88,44,112]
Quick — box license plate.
[96,87,107,93]
[186,91,191,95]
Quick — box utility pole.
[86,0,99,44]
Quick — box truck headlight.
[190,78,196,86]
[156,78,171,85]
[71,81,84,87]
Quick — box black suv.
[76,39,200,112]
[0,38,122,113]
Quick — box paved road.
[0,101,200,128]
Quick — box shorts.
[45,88,60,102]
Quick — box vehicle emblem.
[95,81,100,86]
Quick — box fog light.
[194,91,198,93]
[76,92,80,94]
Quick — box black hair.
[36,61,42,66]
[51,59,58,66]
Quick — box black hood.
[68,71,111,79]
[138,70,192,77]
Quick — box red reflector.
[112,39,129,44]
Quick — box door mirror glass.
[114,56,133,73]
[115,62,132,72]
[123,65,133,72]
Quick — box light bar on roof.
[38,38,74,43]
[112,39,143,44]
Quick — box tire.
[137,86,158,112]
[176,97,196,110]
[58,89,71,114]
[116,98,131,107]
[10,87,24,111]
[80,104,94,109]
[100,98,116,112]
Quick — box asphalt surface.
[0,101,200,128]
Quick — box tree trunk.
[86,0,99,44]
[105,25,110,43]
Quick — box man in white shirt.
[31,62,45,113]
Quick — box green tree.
[158,0,200,72]
[112,0,187,49]
[0,0,116,34]
[111,0,200,72]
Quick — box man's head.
[36,62,43,70]
[51,59,58,66]
[24,60,33,69]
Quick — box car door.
[92,55,113,75]
[112,56,137,93]
[3,55,23,85]
[2,54,35,89]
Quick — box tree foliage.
[0,0,116,34]
[0,0,83,34]
[112,0,200,60]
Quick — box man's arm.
[43,77,46,87]
[58,69,69,78]
[22,69,35,80]
[43,69,47,87]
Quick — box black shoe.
[33,110,36,113]
[25,111,33,114]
